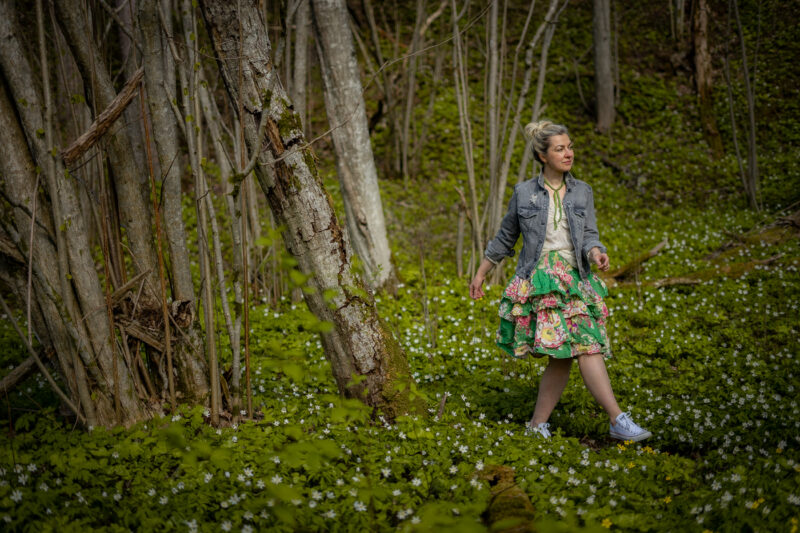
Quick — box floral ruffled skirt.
[496,250,612,359]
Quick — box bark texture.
[199,0,415,416]
[693,0,724,159]
[310,0,394,289]
[54,0,161,302]
[0,5,145,425]
[139,0,209,401]
[593,0,615,132]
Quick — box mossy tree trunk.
[199,0,416,417]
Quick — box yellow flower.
[642,446,655,454]
[541,328,555,341]
[663,496,672,504]
[791,517,798,533]
[601,518,612,529]
[777,447,783,454]
[665,475,671,481]
[751,497,765,509]
[628,462,635,469]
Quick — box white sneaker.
[524,422,551,439]
[610,412,652,442]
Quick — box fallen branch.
[612,254,786,289]
[110,269,151,304]
[0,355,37,394]
[61,67,144,167]
[705,209,800,260]
[595,150,648,189]
[0,294,86,424]
[605,238,668,281]
[117,319,164,353]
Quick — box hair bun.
[524,120,553,141]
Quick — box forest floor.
[1,175,799,531]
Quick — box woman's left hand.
[589,247,610,271]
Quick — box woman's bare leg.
[530,357,573,425]
[576,353,623,424]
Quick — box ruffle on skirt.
[496,250,612,359]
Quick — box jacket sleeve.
[484,188,520,264]
[581,185,607,258]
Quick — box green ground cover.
[2,1,800,531]
[1,196,799,531]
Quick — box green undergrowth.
[2,207,799,531]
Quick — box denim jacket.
[484,172,607,281]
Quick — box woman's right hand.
[469,274,486,300]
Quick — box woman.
[469,121,651,442]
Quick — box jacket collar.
[536,171,575,191]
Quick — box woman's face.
[539,134,574,174]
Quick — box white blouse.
[540,189,577,268]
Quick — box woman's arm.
[471,188,521,299]
[469,258,495,299]
[484,188,521,264]
[582,186,609,271]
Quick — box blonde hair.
[524,120,568,164]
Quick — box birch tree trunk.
[199,0,415,416]
[692,0,724,159]
[484,0,501,240]
[310,0,395,289]
[593,0,615,132]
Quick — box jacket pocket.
[517,206,541,231]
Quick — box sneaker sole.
[609,429,652,442]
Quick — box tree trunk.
[310,0,395,289]
[400,0,426,182]
[485,0,501,241]
[593,0,615,132]
[0,4,146,426]
[692,0,724,159]
[199,0,416,416]
[54,0,162,303]
[451,0,483,259]
[730,0,760,210]
[139,0,210,401]
[291,0,310,133]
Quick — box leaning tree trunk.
[593,0,615,132]
[693,0,724,159]
[310,0,395,290]
[199,0,415,416]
